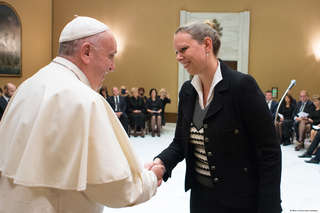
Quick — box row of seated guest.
[266,89,320,151]
[105,85,171,137]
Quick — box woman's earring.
[206,52,209,56]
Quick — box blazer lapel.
[205,79,228,120]
[205,60,231,120]
[182,84,197,124]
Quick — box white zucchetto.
[59,16,109,43]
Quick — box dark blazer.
[292,100,315,120]
[269,100,278,119]
[146,97,162,111]
[156,61,282,213]
[278,102,296,120]
[0,96,8,120]
[107,95,127,114]
[128,96,146,113]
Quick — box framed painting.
[0,2,21,77]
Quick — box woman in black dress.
[128,88,146,137]
[307,95,320,141]
[275,94,296,145]
[146,88,162,137]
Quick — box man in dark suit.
[265,90,278,119]
[292,90,315,150]
[0,83,16,121]
[108,86,129,135]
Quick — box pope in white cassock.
[0,16,164,213]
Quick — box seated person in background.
[275,94,296,145]
[120,85,129,97]
[108,87,129,135]
[159,88,171,126]
[265,90,278,119]
[0,83,16,120]
[146,88,162,137]
[293,90,316,151]
[128,87,146,137]
[299,130,320,158]
[138,87,148,104]
[99,86,109,100]
[306,95,320,141]
[304,144,320,164]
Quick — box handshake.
[145,158,166,187]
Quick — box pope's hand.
[151,165,165,186]
[145,158,166,187]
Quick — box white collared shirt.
[267,100,272,109]
[114,95,120,111]
[191,61,223,109]
[53,57,91,88]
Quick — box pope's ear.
[80,42,91,64]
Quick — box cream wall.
[49,0,320,112]
[0,0,52,88]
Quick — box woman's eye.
[175,46,188,55]
[181,47,188,53]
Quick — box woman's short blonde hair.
[159,88,167,95]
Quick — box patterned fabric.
[190,123,211,177]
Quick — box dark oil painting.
[0,3,21,76]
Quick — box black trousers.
[119,114,129,135]
[281,119,293,144]
[306,130,320,155]
[190,182,257,213]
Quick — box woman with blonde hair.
[147,20,281,213]
[159,88,171,126]
[306,95,320,141]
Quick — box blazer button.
[204,137,209,143]
[234,129,239,135]
[207,152,213,157]
[213,177,219,183]
[244,167,248,172]
[211,165,216,171]
[203,124,208,129]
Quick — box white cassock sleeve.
[85,169,157,208]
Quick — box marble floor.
[104,123,320,213]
